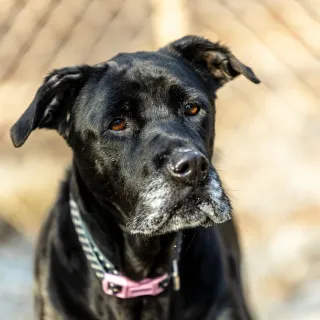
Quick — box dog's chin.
[126,170,232,236]
[150,210,214,236]
[127,200,229,236]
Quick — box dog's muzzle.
[127,167,232,235]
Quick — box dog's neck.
[69,164,176,281]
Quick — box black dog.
[11,36,259,319]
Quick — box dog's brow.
[182,89,211,108]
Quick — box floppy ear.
[10,65,92,147]
[164,35,260,88]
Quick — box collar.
[69,194,182,299]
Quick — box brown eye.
[109,118,127,131]
[184,103,200,116]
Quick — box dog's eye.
[109,119,127,131]
[184,103,200,116]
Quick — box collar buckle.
[102,273,170,299]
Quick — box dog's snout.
[167,148,209,185]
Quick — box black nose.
[167,148,209,185]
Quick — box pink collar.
[102,273,170,299]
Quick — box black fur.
[11,36,259,319]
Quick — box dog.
[10,35,260,320]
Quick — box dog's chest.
[91,291,171,320]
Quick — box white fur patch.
[127,168,231,235]
[202,170,232,223]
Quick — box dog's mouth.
[127,169,231,236]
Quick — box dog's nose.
[167,148,209,185]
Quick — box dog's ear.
[10,65,93,147]
[164,35,260,88]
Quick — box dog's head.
[11,36,259,236]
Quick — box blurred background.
[0,0,320,319]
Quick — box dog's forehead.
[75,51,210,131]
[89,51,210,109]
[107,51,199,86]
